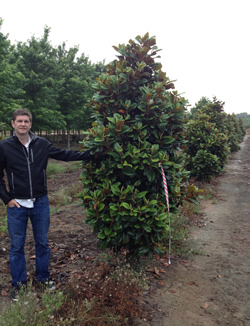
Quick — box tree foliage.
[0,19,25,130]
[0,22,101,141]
[80,33,190,257]
[189,96,211,119]
[13,27,65,131]
[56,43,99,148]
[236,112,250,129]
[185,96,245,181]
[185,113,229,180]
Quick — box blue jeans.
[7,195,50,287]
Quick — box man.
[0,108,94,300]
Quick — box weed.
[95,252,113,263]
[160,214,191,257]
[49,206,61,215]
[0,283,64,326]
[0,214,8,234]
[49,183,82,207]
[196,182,216,200]
[53,254,147,325]
[66,161,82,172]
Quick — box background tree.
[13,27,65,132]
[237,117,246,136]
[185,113,230,180]
[225,113,245,152]
[56,43,99,149]
[199,97,228,134]
[189,96,211,119]
[225,114,240,152]
[0,19,25,132]
[236,112,250,129]
[80,33,190,258]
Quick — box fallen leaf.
[154,267,160,275]
[70,254,77,261]
[57,264,67,268]
[201,301,210,309]
[159,269,166,273]
[169,290,176,293]
[1,289,8,296]
[179,260,188,265]
[30,255,36,259]
[187,281,199,287]
[217,274,222,279]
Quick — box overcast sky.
[1,0,249,114]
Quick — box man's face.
[11,115,32,137]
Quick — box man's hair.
[12,108,32,122]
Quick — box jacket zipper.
[22,146,33,198]
[11,173,15,191]
[43,169,46,186]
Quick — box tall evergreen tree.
[56,44,98,148]
[0,19,25,131]
[13,27,65,131]
[189,96,211,119]
[80,33,190,257]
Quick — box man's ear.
[11,120,14,128]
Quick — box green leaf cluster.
[185,97,244,181]
[80,33,189,257]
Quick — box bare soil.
[0,136,249,325]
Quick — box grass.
[0,255,148,326]
[47,162,68,176]
[0,214,8,234]
[0,284,65,326]
[159,213,191,257]
[49,183,82,207]
[47,161,82,178]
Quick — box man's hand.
[7,199,20,208]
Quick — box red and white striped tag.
[159,162,171,264]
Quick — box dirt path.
[143,135,250,326]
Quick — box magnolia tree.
[185,113,229,181]
[185,97,245,181]
[80,33,190,257]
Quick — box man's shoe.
[10,287,19,301]
[40,279,56,290]
[10,283,26,301]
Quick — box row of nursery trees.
[0,20,105,147]
[0,22,246,257]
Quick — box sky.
[1,0,250,114]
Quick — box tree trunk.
[67,125,70,150]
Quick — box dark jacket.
[0,132,92,205]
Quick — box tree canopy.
[0,21,105,143]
